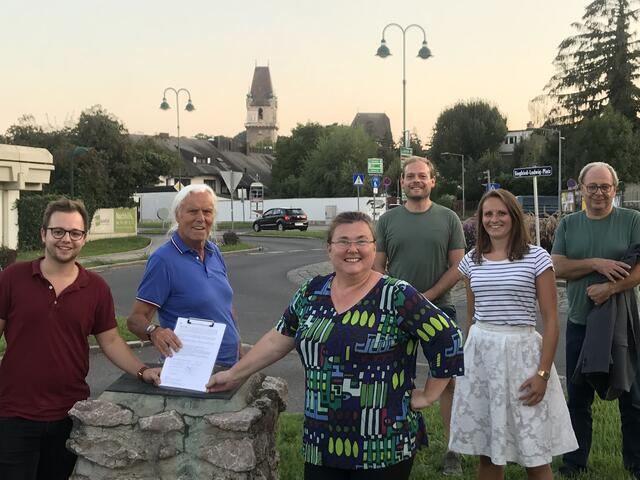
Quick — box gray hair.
[578,162,619,187]
[168,184,217,236]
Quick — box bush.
[15,194,60,251]
[525,213,562,253]
[463,216,477,252]
[16,193,96,251]
[435,194,456,210]
[0,247,17,269]
[222,231,240,245]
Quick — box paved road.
[89,235,569,412]
[91,236,329,410]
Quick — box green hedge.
[15,194,96,251]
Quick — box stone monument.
[67,372,287,480]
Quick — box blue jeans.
[564,321,640,475]
[0,416,77,480]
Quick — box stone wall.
[67,374,287,480]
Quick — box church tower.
[245,65,278,148]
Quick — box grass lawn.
[16,236,151,261]
[244,229,327,240]
[0,317,138,355]
[220,242,255,253]
[276,399,634,479]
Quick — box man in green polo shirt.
[552,161,640,478]
[374,155,465,476]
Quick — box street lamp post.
[376,23,432,198]
[70,146,91,198]
[442,152,465,218]
[534,127,564,213]
[160,87,195,187]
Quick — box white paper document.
[160,317,227,392]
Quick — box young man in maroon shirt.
[0,198,161,480]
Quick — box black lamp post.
[160,87,195,187]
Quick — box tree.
[563,107,640,183]
[301,126,378,197]
[545,0,640,124]
[271,123,326,197]
[4,107,176,209]
[429,100,507,201]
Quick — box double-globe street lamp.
[442,152,465,218]
[376,23,432,149]
[160,87,195,187]
[376,23,431,199]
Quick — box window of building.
[258,108,264,121]
[204,179,217,191]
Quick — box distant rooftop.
[248,66,275,106]
[351,113,393,145]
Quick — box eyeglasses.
[584,183,614,194]
[46,227,86,241]
[330,240,375,249]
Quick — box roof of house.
[131,135,274,188]
[247,66,275,107]
[351,113,393,144]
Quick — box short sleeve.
[631,210,640,245]
[394,281,464,378]
[0,266,13,320]
[458,252,472,278]
[276,280,310,337]
[449,212,466,250]
[136,254,172,308]
[91,279,117,335]
[533,247,554,276]
[551,217,568,255]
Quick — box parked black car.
[252,208,308,232]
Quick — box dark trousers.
[304,457,414,480]
[564,321,640,474]
[0,416,77,480]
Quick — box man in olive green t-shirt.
[374,156,465,476]
[552,161,640,478]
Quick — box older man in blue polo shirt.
[127,184,240,366]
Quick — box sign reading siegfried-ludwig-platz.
[513,166,553,178]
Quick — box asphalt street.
[89,235,569,413]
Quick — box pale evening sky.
[1,0,592,144]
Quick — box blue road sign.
[488,182,501,191]
[353,173,365,186]
[371,176,381,188]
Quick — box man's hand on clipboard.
[149,327,183,357]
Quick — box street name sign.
[400,147,412,157]
[513,166,552,178]
[367,158,384,174]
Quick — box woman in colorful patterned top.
[208,211,464,479]
[448,189,577,479]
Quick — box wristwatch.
[537,370,550,381]
[137,366,149,382]
[145,323,158,340]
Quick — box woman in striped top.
[449,189,577,479]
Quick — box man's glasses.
[330,240,375,249]
[46,227,86,241]
[584,183,614,194]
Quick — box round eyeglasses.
[46,227,86,241]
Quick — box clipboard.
[159,317,227,393]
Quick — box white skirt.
[449,322,578,467]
